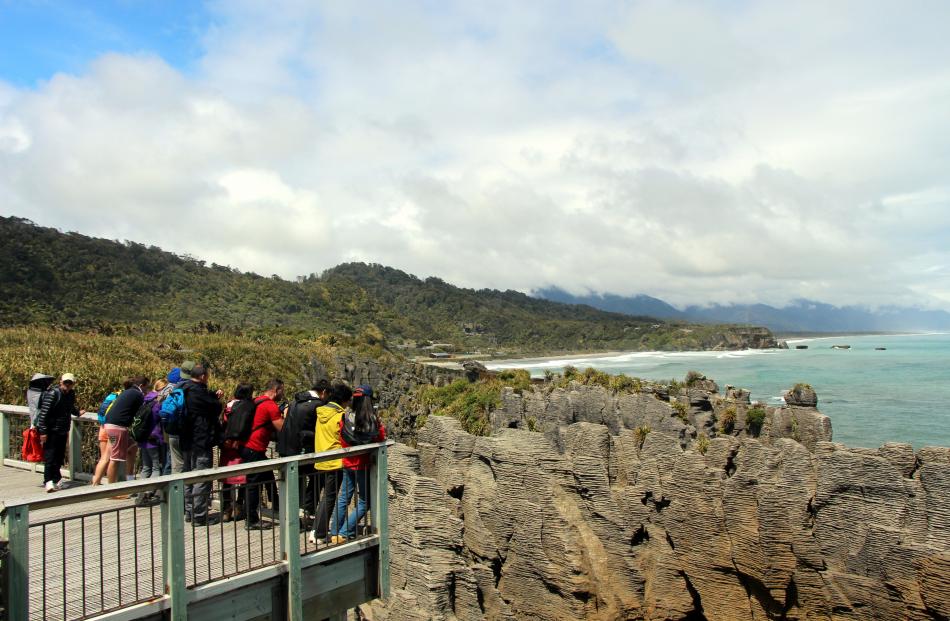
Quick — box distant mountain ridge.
[537,288,950,333]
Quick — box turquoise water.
[486,333,950,449]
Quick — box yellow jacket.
[314,401,344,470]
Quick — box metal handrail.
[0,424,392,620]
[0,441,391,513]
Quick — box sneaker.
[54,480,67,491]
[45,481,56,493]
[259,507,279,521]
[193,515,221,527]
[307,531,326,545]
[245,521,273,531]
[330,535,347,545]
[222,510,233,523]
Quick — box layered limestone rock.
[493,383,831,451]
[371,417,949,621]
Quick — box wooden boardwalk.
[1,466,367,621]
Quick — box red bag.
[22,427,44,462]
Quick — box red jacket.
[339,419,386,470]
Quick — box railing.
[0,438,392,620]
[0,406,99,481]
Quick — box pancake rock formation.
[372,385,950,620]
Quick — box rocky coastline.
[328,357,948,620]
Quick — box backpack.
[340,409,380,447]
[130,395,158,443]
[27,374,55,427]
[160,386,188,434]
[97,390,121,425]
[276,393,322,456]
[223,398,265,444]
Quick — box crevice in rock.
[784,578,799,614]
[639,491,671,512]
[737,571,783,618]
[491,557,503,588]
[630,525,650,547]
[508,421,519,429]
[725,447,739,478]
[805,495,817,530]
[476,453,498,482]
[907,456,922,479]
[679,571,706,620]
[447,572,457,615]
[448,484,464,500]
[475,583,486,613]
[665,530,676,551]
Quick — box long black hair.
[351,393,377,435]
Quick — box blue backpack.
[160,387,188,434]
[97,391,121,425]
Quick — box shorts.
[98,426,109,443]
[104,424,130,462]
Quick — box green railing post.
[371,444,390,598]
[0,410,9,461]
[163,480,187,619]
[1,505,30,620]
[279,460,303,621]
[68,417,82,480]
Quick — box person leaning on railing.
[308,380,352,545]
[238,379,286,531]
[180,364,225,526]
[36,373,85,492]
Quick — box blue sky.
[0,0,208,85]
[2,1,950,309]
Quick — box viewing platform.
[0,405,391,620]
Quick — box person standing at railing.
[181,364,225,526]
[103,376,149,488]
[36,373,84,493]
[308,380,352,545]
[238,379,285,531]
[166,361,194,476]
[330,385,386,543]
[135,378,168,506]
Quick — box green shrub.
[609,374,642,393]
[671,400,689,422]
[685,370,704,386]
[634,425,651,448]
[526,416,539,432]
[746,406,767,436]
[694,434,710,455]
[720,406,737,434]
[793,382,812,391]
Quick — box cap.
[167,368,181,383]
[353,384,373,399]
[61,373,77,384]
[180,360,195,380]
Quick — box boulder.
[784,384,818,407]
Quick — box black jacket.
[35,387,78,436]
[105,387,145,428]
[181,379,223,452]
[276,391,323,456]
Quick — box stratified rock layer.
[373,416,950,621]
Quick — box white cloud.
[2,0,950,309]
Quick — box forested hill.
[0,216,778,353]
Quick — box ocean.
[485,333,950,449]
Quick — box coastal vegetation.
[746,406,767,435]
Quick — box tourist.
[330,385,385,543]
[35,373,83,492]
[278,379,329,523]
[239,379,285,530]
[135,378,167,506]
[181,364,224,526]
[166,361,194,475]
[219,383,253,522]
[308,380,351,544]
[91,386,122,486]
[103,376,149,485]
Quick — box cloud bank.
[2,0,950,309]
